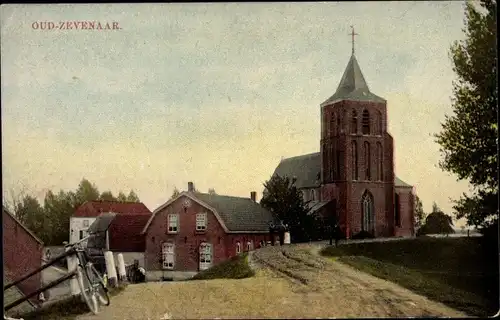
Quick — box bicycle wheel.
[86,262,110,306]
[76,265,100,314]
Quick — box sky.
[1,2,473,225]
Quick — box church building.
[272,32,415,239]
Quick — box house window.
[83,220,89,227]
[364,141,371,180]
[199,242,212,270]
[352,141,358,180]
[168,214,179,233]
[236,241,241,254]
[395,193,401,227]
[79,230,84,240]
[196,213,207,231]
[351,110,358,134]
[362,110,370,135]
[377,142,383,181]
[162,243,175,269]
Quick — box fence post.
[284,232,291,245]
[104,251,117,287]
[117,253,127,282]
[65,247,81,296]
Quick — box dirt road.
[76,243,466,319]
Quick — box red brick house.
[272,49,415,239]
[75,201,152,267]
[3,206,44,315]
[141,183,279,281]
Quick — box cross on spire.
[349,26,359,55]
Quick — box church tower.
[320,27,395,238]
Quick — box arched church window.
[362,110,370,135]
[323,112,327,136]
[310,189,315,201]
[362,191,375,233]
[331,113,336,136]
[377,110,383,134]
[395,193,401,227]
[329,145,334,181]
[336,113,341,134]
[377,142,383,181]
[351,141,358,180]
[350,110,358,134]
[364,141,371,180]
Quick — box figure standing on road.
[334,223,341,247]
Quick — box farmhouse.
[271,45,415,239]
[141,182,280,281]
[70,200,151,246]
[74,200,152,268]
[3,206,44,315]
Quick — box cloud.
[1,2,471,224]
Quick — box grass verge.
[320,237,498,317]
[17,284,127,320]
[191,253,255,280]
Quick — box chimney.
[250,191,257,202]
[188,182,194,192]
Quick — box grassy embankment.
[321,236,498,317]
[17,284,127,320]
[191,252,255,280]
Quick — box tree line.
[3,179,141,246]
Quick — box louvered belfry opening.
[362,109,370,135]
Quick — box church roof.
[321,54,385,107]
[273,152,322,188]
[273,152,412,188]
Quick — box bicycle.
[4,233,110,315]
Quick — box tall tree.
[75,179,100,204]
[435,0,498,229]
[117,191,128,202]
[99,191,116,201]
[127,190,140,202]
[414,195,426,230]
[417,207,455,236]
[15,195,47,242]
[260,174,319,242]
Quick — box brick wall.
[394,187,415,237]
[144,196,272,273]
[3,210,43,305]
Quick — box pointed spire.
[336,54,370,94]
[320,31,386,107]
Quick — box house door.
[199,242,212,271]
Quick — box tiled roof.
[73,201,151,218]
[87,212,151,252]
[395,177,412,188]
[274,152,412,188]
[273,153,322,188]
[306,200,330,215]
[194,193,278,232]
[321,54,385,107]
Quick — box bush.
[351,231,375,240]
